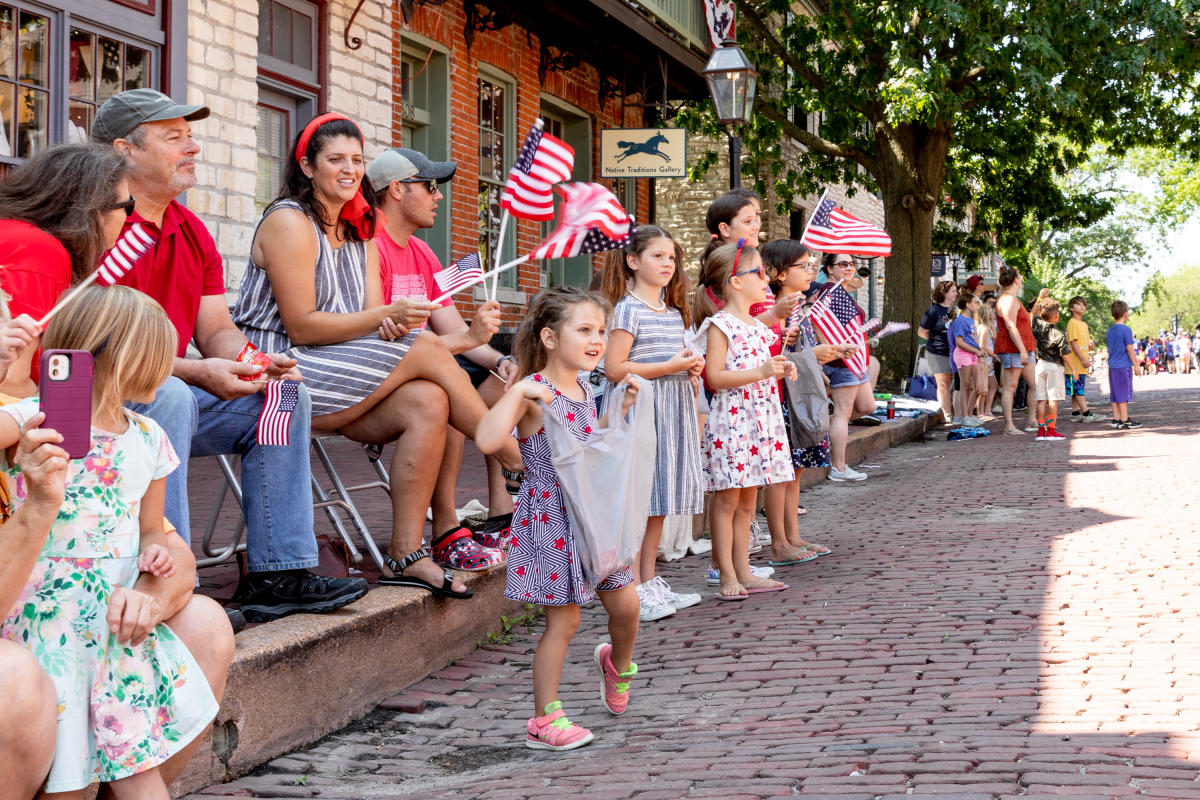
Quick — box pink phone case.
[38,349,94,460]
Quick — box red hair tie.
[295,112,373,239]
[731,237,746,274]
[705,285,724,311]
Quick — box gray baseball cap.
[92,89,210,143]
[366,147,457,189]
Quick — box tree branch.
[756,103,878,174]
[732,0,827,93]
[950,65,986,93]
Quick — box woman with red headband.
[232,113,524,599]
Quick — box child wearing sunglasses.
[691,240,796,601]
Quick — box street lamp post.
[703,39,757,189]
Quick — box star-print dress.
[692,311,795,491]
[0,399,219,793]
[504,374,634,606]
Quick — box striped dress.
[232,200,417,416]
[610,294,704,516]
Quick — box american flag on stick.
[801,192,892,257]
[432,252,483,297]
[530,183,632,260]
[499,120,575,221]
[96,223,156,285]
[808,283,870,378]
[258,379,299,446]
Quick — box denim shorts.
[998,350,1035,369]
[823,363,869,388]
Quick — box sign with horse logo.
[600,128,687,178]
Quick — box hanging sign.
[931,254,948,277]
[600,128,688,178]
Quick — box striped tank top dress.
[231,199,417,416]
[609,294,704,517]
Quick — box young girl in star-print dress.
[0,286,218,797]
[691,241,797,601]
[476,287,641,753]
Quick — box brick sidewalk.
[189,372,1200,800]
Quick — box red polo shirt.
[0,219,75,382]
[116,201,227,356]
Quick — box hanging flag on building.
[499,120,575,221]
[702,0,736,46]
[432,252,484,296]
[530,182,632,260]
[258,379,300,446]
[808,283,870,378]
[801,192,892,257]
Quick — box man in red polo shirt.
[92,89,367,621]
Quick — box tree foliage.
[1131,265,1200,336]
[678,0,1200,384]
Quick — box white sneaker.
[828,465,867,482]
[649,576,701,610]
[952,416,964,426]
[963,415,984,427]
[635,583,675,621]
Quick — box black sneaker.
[225,607,247,634]
[1121,419,1143,429]
[234,569,369,622]
[1110,419,1124,429]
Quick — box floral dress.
[692,311,795,491]
[0,400,218,792]
[504,374,633,606]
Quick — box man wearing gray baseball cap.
[93,89,368,624]
[366,147,518,571]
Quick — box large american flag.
[499,121,575,221]
[99,223,155,285]
[808,284,869,377]
[258,379,299,446]
[432,252,483,296]
[801,195,892,257]
[531,183,632,260]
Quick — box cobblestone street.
[191,373,1200,800]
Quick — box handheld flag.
[432,252,484,297]
[499,120,575,221]
[801,193,892,257]
[258,379,300,446]
[808,284,869,378]
[37,223,156,326]
[530,183,632,260]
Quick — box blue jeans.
[131,377,318,572]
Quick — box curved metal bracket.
[345,0,448,51]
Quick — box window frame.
[256,0,319,89]
[537,94,592,290]
[476,65,516,289]
[399,32,449,267]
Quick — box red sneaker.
[431,527,503,571]
[1044,428,1066,440]
[1035,426,1048,441]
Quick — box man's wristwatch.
[495,354,515,370]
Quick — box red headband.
[295,112,373,239]
[731,237,747,274]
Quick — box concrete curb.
[172,410,937,795]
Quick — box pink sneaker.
[594,642,637,715]
[525,701,593,751]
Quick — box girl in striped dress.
[599,225,705,621]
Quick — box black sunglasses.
[400,178,438,194]
[110,196,136,217]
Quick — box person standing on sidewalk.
[995,266,1039,435]
[1106,301,1142,429]
[92,89,368,622]
[366,147,513,570]
[1063,296,1098,421]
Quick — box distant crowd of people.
[1136,329,1197,375]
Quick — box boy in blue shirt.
[1105,301,1141,429]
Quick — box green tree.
[1131,265,1200,336]
[686,0,1200,383]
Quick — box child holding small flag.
[692,240,795,601]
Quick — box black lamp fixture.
[702,39,757,188]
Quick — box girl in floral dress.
[0,286,217,798]
[476,287,641,752]
[691,241,796,601]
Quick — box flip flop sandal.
[432,528,503,571]
[745,583,789,594]
[767,550,819,567]
[379,548,473,599]
[714,592,749,602]
[501,468,525,495]
[797,505,807,516]
[804,543,832,556]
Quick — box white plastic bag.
[542,377,656,586]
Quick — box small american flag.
[531,183,631,260]
[432,252,483,296]
[258,379,299,446]
[98,223,155,285]
[801,194,892,257]
[499,121,575,221]
[809,284,870,377]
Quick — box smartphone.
[38,349,93,459]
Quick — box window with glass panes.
[477,74,514,286]
[68,29,151,142]
[399,39,450,265]
[0,4,49,158]
[255,100,288,213]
